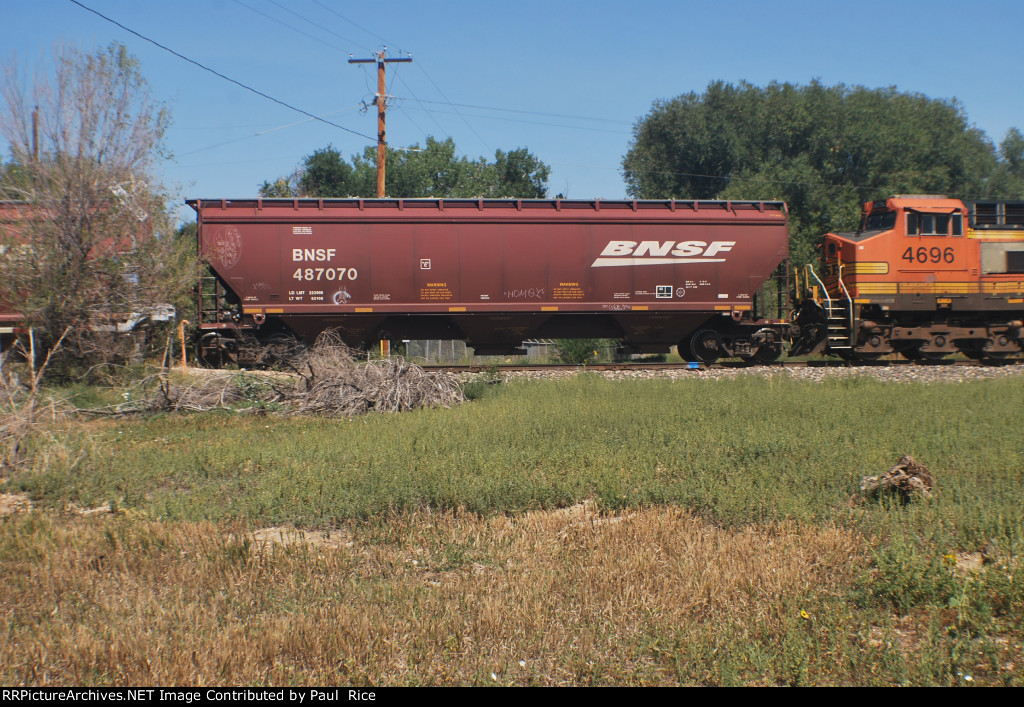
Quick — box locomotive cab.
[793,195,1024,361]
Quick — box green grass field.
[2,373,1023,685]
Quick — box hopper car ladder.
[198,274,233,328]
[196,274,241,365]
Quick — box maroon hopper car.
[188,198,790,363]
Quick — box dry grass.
[0,504,865,686]
[1,336,73,474]
[5,373,1024,685]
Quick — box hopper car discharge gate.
[188,198,793,365]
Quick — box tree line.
[622,80,1024,263]
[259,136,551,200]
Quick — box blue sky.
[4,0,1024,223]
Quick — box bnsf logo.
[591,240,735,268]
[292,248,337,262]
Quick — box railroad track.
[424,357,1024,375]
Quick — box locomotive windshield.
[858,209,896,234]
[906,211,963,236]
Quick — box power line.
[395,101,629,135]
[416,61,491,153]
[395,74,451,140]
[175,105,361,158]
[402,98,633,125]
[230,0,354,54]
[310,0,391,46]
[394,105,431,144]
[67,0,375,143]
[264,0,372,53]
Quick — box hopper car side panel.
[190,199,789,357]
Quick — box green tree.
[0,161,32,198]
[554,338,607,365]
[622,80,1021,263]
[987,128,1024,199]
[0,43,191,369]
[261,137,550,199]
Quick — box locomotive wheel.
[959,341,1012,361]
[904,348,946,361]
[906,344,947,361]
[959,346,986,361]
[903,348,947,361]
[690,329,724,363]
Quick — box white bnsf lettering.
[632,241,675,257]
[592,240,735,267]
[600,241,638,256]
[292,248,337,262]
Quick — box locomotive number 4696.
[902,246,955,264]
[292,267,358,281]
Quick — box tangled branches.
[1,329,71,473]
[290,331,463,416]
[95,331,464,418]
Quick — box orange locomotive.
[791,195,1024,361]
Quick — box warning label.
[553,282,584,300]
[420,283,452,301]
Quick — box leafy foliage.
[622,81,1024,264]
[554,338,610,364]
[0,43,191,370]
[260,136,551,199]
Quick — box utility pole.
[348,48,412,198]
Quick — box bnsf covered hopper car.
[188,198,790,363]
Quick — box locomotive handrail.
[804,263,831,310]
[837,263,854,334]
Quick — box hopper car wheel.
[198,333,236,368]
[690,329,724,363]
[754,342,783,363]
[676,336,694,362]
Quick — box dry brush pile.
[96,332,464,418]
